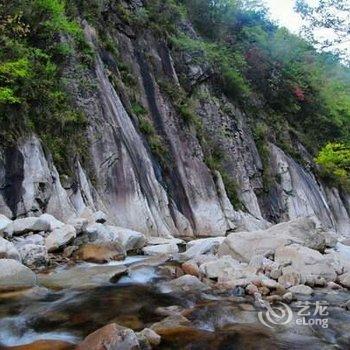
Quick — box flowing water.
[0,257,349,350]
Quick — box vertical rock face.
[0,18,348,237]
[325,187,350,236]
[267,144,349,235]
[195,89,264,219]
[0,136,76,221]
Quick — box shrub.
[316,142,350,190]
[171,34,250,99]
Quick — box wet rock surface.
[74,242,126,263]
[76,323,141,350]
[0,259,37,291]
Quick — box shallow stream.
[0,256,349,349]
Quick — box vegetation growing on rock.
[1,0,349,192]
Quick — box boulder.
[289,285,313,295]
[146,237,184,246]
[163,275,209,292]
[39,213,64,231]
[278,268,301,288]
[3,217,51,237]
[142,243,178,256]
[136,328,161,348]
[180,237,225,260]
[14,234,45,246]
[0,259,36,291]
[249,255,279,272]
[191,254,218,265]
[13,234,48,266]
[85,223,112,242]
[38,265,127,289]
[0,236,20,261]
[327,281,342,290]
[182,261,200,277]
[261,278,279,289]
[17,244,48,267]
[326,243,350,274]
[199,256,240,279]
[266,217,327,251]
[107,226,146,251]
[275,244,337,282]
[68,217,89,234]
[76,323,140,350]
[0,214,11,233]
[269,268,282,280]
[218,217,327,262]
[216,265,258,289]
[218,231,286,263]
[339,272,350,288]
[150,315,191,335]
[323,230,338,248]
[75,242,126,263]
[282,292,293,303]
[245,283,259,295]
[45,225,76,252]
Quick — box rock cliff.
[0,1,349,237]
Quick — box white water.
[81,255,148,267]
[0,315,80,346]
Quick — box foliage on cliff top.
[170,0,349,189]
[0,0,89,171]
[179,0,349,146]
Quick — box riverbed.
[0,256,350,349]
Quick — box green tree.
[316,142,350,190]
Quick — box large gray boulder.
[3,217,50,237]
[199,256,241,279]
[107,226,146,251]
[68,217,89,234]
[38,213,64,231]
[162,275,209,292]
[275,244,337,283]
[0,236,20,261]
[85,223,112,242]
[17,244,48,267]
[218,217,328,262]
[180,237,226,261]
[13,233,48,267]
[0,259,37,291]
[267,217,327,251]
[142,243,178,256]
[45,224,76,252]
